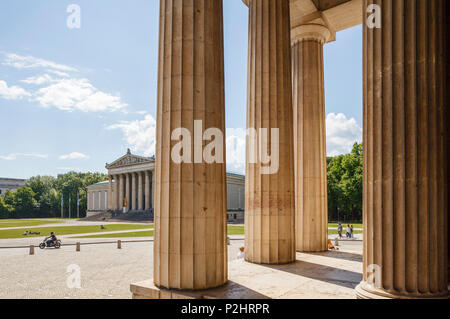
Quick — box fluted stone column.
[108,175,113,210]
[356,0,448,299]
[131,173,137,211]
[291,25,330,252]
[125,173,130,212]
[138,172,144,210]
[118,174,124,210]
[243,0,296,264]
[153,0,227,290]
[151,170,155,209]
[145,171,150,210]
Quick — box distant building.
[0,178,26,197]
[86,150,245,222]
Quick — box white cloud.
[2,53,128,113]
[107,116,247,174]
[107,114,156,156]
[2,53,77,72]
[46,69,70,77]
[34,78,127,112]
[20,74,56,85]
[0,80,31,100]
[226,128,246,175]
[59,152,90,160]
[326,113,362,157]
[0,153,48,161]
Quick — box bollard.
[29,245,34,255]
[335,238,339,247]
[76,242,81,252]
[227,237,230,245]
[117,240,122,249]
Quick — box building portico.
[106,149,156,213]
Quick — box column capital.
[291,24,331,45]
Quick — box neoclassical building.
[0,178,26,197]
[87,149,245,221]
[129,0,449,299]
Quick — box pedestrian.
[337,222,343,239]
[350,225,354,238]
[346,224,351,238]
[237,247,245,259]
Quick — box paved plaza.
[0,237,362,299]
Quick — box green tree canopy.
[327,143,363,223]
[1,172,107,219]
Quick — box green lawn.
[0,219,62,228]
[228,225,244,235]
[75,225,244,239]
[75,230,154,239]
[72,225,361,239]
[0,224,153,239]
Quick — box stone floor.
[0,238,362,299]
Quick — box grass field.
[0,219,363,239]
[0,219,63,228]
[75,225,245,239]
[75,230,154,239]
[0,224,153,239]
[73,225,361,239]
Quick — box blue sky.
[0,0,362,179]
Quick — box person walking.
[337,222,343,239]
[350,225,354,238]
[346,224,351,238]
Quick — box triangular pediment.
[106,150,154,169]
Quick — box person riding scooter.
[44,232,57,247]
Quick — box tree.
[327,143,363,223]
[2,172,108,219]
[0,196,13,219]
[11,186,38,218]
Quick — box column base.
[130,280,229,300]
[355,282,450,299]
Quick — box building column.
[356,0,448,299]
[154,0,227,290]
[243,0,296,264]
[131,173,137,211]
[118,174,124,210]
[151,170,155,209]
[291,25,330,252]
[145,171,150,210]
[138,172,144,211]
[125,173,130,212]
[108,175,113,210]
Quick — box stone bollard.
[117,240,122,249]
[227,237,230,245]
[76,242,81,252]
[29,245,34,255]
[335,238,339,247]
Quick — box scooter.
[39,238,61,249]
